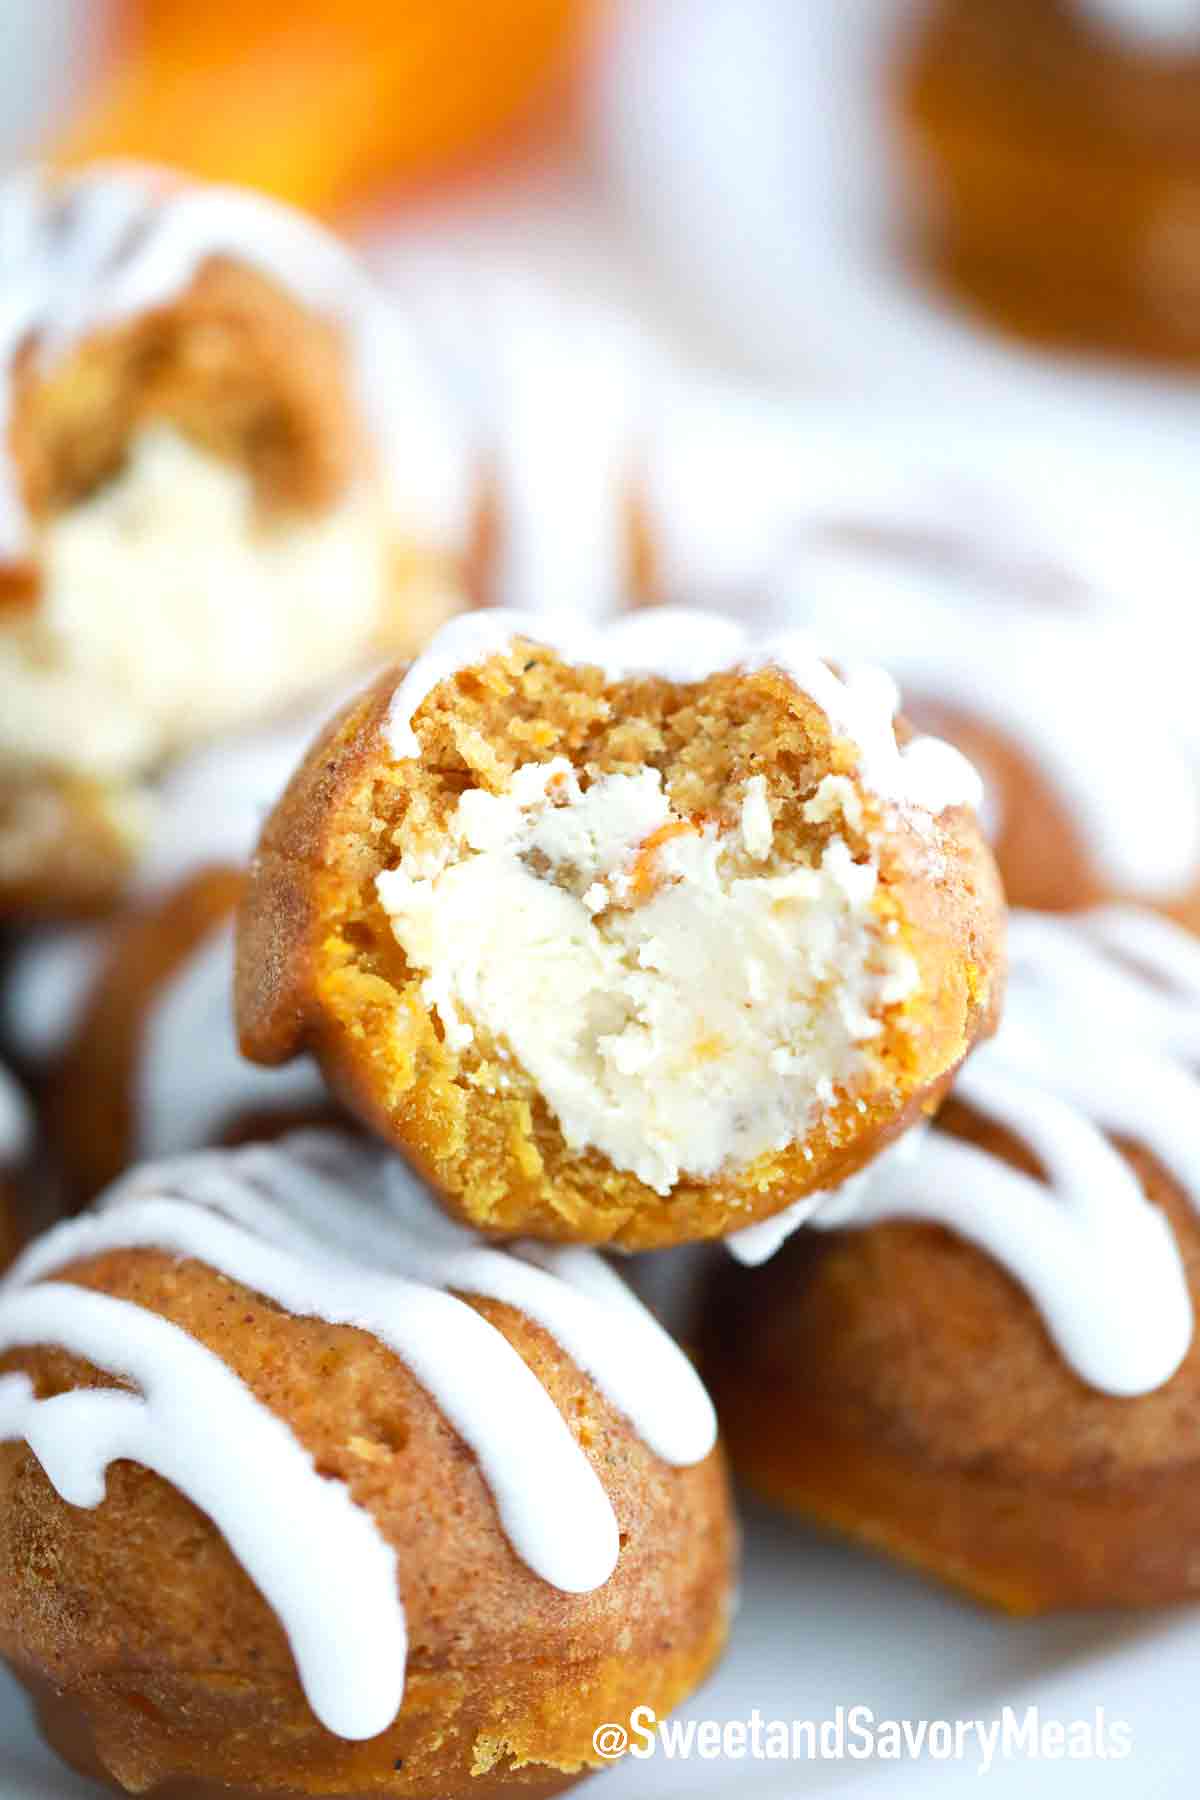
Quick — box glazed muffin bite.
[236,608,1004,1250]
[0,162,467,917]
[0,1130,733,1797]
[899,0,1200,366]
[706,907,1200,1612]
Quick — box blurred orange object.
[57,0,591,215]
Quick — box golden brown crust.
[235,650,1005,1250]
[0,1248,734,1796]
[900,0,1200,367]
[705,1102,1200,1613]
[20,1678,588,1800]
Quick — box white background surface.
[2,0,1200,1792]
[3,1500,1197,1795]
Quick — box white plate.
[2,1498,1194,1797]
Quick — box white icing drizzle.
[382,607,982,819]
[1076,0,1200,48]
[396,266,654,619]
[2,685,362,1069]
[478,290,650,620]
[626,389,1200,899]
[1081,903,1200,1005]
[0,1131,715,1738]
[641,387,1138,617]
[0,1064,31,1167]
[0,1286,405,1742]
[725,1191,828,1267]
[0,924,107,1067]
[762,551,1200,898]
[133,687,361,897]
[987,909,1200,1195]
[0,164,470,557]
[811,908,1200,1396]
[137,921,328,1160]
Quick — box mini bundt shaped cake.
[900,0,1200,366]
[0,1063,33,1271]
[0,163,467,917]
[0,1131,733,1797]
[236,608,1004,1250]
[706,907,1200,1613]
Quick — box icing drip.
[642,391,1136,618]
[0,1065,31,1166]
[134,694,356,896]
[382,607,982,819]
[138,922,328,1160]
[809,908,1200,1396]
[627,392,1200,900]
[0,1286,404,1741]
[986,909,1200,1196]
[724,1191,828,1268]
[471,290,649,619]
[0,1132,715,1738]
[0,165,469,556]
[397,268,653,619]
[763,550,1200,899]
[0,925,107,1066]
[1,688,360,1069]
[1075,0,1200,48]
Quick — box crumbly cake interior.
[317,642,927,1219]
[13,259,359,524]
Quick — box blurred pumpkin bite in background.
[55,0,593,216]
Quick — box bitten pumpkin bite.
[706,908,1200,1613]
[0,1131,733,1797]
[236,609,1004,1249]
[0,162,465,917]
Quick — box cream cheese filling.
[0,425,388,781]
[376,759,918,1195]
